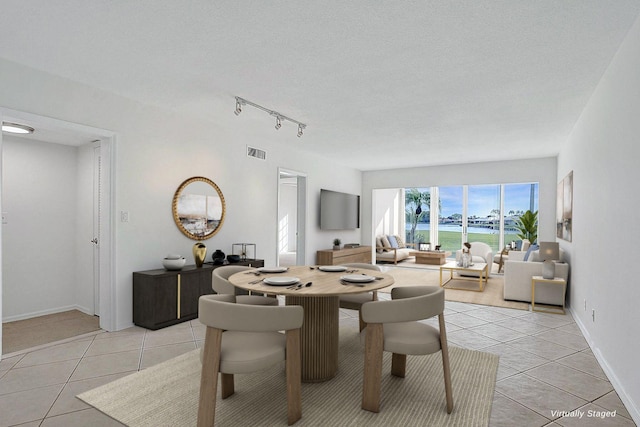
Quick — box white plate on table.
[263,277,299,286]
[340,274,375,283]
[318,265,348,272]
[257,267,288,273]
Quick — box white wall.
[2,136,81,319]
[0,58,362,332]
[362,157,557,247]
[558,14,640,422]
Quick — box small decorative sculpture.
[461,242,472,268]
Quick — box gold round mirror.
[172,176,226,240]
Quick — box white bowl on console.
[162,257,186,270]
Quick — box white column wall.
[372,188,403,237]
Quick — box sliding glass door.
[467,185,501,252]
[434,186,464,254]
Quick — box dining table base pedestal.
[286,295,339,382]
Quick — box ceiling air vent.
[247,146,266,160]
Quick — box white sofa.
[375,235,414,264]
[503,248,570,304]
[455,242,493,278]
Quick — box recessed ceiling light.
[2,122,35,134]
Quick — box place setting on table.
[231,264,391,295]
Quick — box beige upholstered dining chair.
[197,294,304,426]
[360,286,453,414]
[339,263,382,331]
[212,265,278,305]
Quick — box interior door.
[92,144,101,315]
[277,168,307,266]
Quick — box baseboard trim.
[2,304,94,323]
[569,306,639,425]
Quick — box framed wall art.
[556,171,573,241]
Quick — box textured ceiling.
[1,1,639,170]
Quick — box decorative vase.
[193,243,207,268]
[212,249,225,262]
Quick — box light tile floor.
[0,298,635,426]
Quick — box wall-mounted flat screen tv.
[320,189,360,230]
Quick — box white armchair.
[455,242,493,278]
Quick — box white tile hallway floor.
[0,297,635,426]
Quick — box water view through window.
[406,183,539,254]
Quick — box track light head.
[234,98,243,116]
[275,116,282,130]
[297,124,304,137]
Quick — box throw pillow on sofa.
[523,244,539,261]
[394,235,406,248]
[380,235,392,251]
[388,235,399,248]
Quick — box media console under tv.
[316,246,372,265]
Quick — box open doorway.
[1,109,115,356]
[277,168,307,266]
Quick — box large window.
[503,183,539,246]
[404,182,539,255]
[404,188,432,246]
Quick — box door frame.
[0,109,116,354]
[277,168,307,266]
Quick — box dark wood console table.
[133,259,264,330]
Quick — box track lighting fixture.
[234,96,307,138]
[2,121,34,134]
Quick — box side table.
[531,275,566,314]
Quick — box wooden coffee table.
[410,250,451,265]
[439,261,488,292]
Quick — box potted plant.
[333,238,341,250]
[516,210,538,244]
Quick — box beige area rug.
[79,327,499,427]
[2,310,101,355]
[380,267,529,311]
